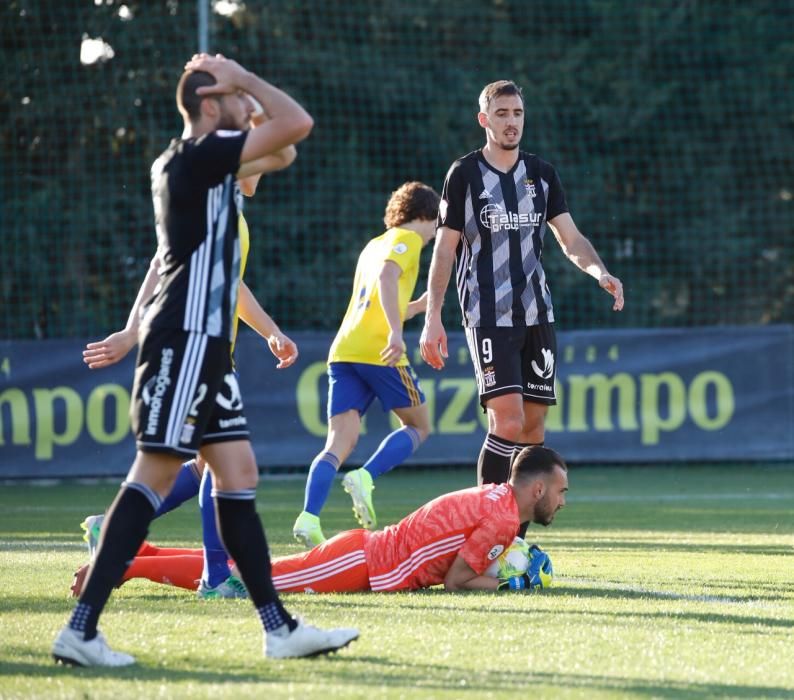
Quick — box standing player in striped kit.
[420,80,623,507]
[79,108,300,601]
[52,53,358,667]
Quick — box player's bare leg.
[478,393,524,485]
[519,401,548,445]
[343,403,430,529]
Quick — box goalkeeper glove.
[497,545,553,591]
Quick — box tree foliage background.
[1,0,792,339]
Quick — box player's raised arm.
[547,212,624,311]
[184,53,313,179]
[238,101,298,195]
[419,226,460,369]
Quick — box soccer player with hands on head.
[420,81,622,539]
[79,96,300,600]
[53,52,358,668]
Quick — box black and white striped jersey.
[145,130,247,340]
[437,149,569,328]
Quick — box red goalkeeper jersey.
[364,483,520,591]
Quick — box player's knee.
[326,435,357,463]
[411,422,431,444]
[491,414,524,442]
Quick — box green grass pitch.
[0,463,793,699]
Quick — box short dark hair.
[176,70,218,122]
[383,181,440,229]
[510,445,567,484]
[479,80,524,112]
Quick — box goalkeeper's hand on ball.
[497,545,553,591]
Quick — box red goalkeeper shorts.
[271,529,371,593]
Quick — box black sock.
[513,441,544,463]
[477,433,515,485]
[215,492,296,631]
[73,484,159,639]
[514,442,543,539]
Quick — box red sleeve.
[458,517,519,575]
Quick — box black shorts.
[464,324,557,409]
[131,327,250,457]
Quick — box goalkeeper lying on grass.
[73,446,565,596]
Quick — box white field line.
[0,541,82,550]
[0,491,792,515]
[569,492,793,502]
[558,577,776,606]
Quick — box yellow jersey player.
[292,181,440,548]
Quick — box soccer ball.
[485,537,531,579]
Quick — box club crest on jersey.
[524,179,536,197]
[180,421,196,444]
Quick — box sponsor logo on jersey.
[143,347,174,436]
[439,198,448,221]
[479,203,542,232]
[527,381,553,393]
[486,484,511,501]
[216,373,244,411]
[393,242,408,254]
[218,416,248,429]
[479,189,493,200]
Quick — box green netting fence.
[2,0,792,340]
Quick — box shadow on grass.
[558,580,791,603]
[0,656,791,698]
[290,590,794,630]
